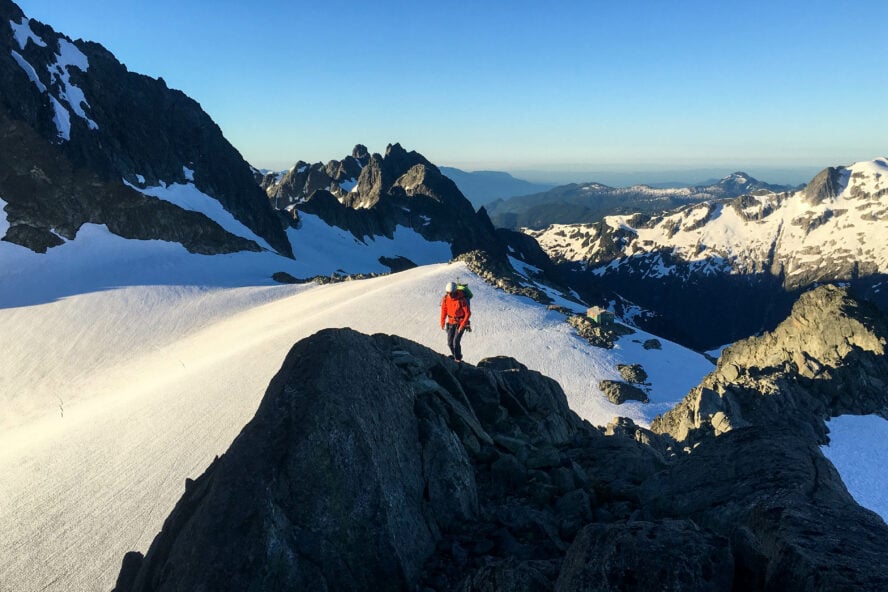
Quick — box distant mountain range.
[529,158,888,348]
[438,167,555,208]
[487,173,800,230]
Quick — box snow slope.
[0,227,712,592]
[1,221,883,591]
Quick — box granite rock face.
[115,323,888,591]
[652,284,888,443]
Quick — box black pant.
[446,323,466,361]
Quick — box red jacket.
[441,292,471,329]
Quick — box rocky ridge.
[114,307,888,591]
[261,143,505,262]
[0,0,291,256]
[652,284,888,444]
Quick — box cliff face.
[0,0,291,256]
[115,322,888,592]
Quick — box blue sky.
[14,0,888,184]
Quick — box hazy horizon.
[492,163,824,187]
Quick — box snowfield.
[0,218,884,591]
[0,224,711,592]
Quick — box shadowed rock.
[113,324,888,591]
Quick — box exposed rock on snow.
[617,363,648,384]
[566,313,635,349]
[599,379,650,405]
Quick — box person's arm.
[440,297,447,328]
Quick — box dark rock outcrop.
[599,379,649,405]
[645,284,888,590]
[0,0,291,256]
[803,166,845,205]
[114,324,888,591]
[639,427,888,591]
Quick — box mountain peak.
[0,0,292,257]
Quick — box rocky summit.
[261,143,505,262]
[114,322,888,592]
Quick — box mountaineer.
[440,281,471,362]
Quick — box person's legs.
[451,326,465,361]
[446,323,459,358]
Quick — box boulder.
[112,329,588,591]
[599,379,649,404]
[617,363,648,384]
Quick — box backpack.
[456,282,473,305]
[456,281,473,331]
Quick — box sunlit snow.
[10,166,888,587]
[0,225,713,591]
[532,158,888,282]
[125,179,275,252]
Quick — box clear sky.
[12,0,888,184]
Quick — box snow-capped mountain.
[528,158,888,348]
[486,172,798,230]
[0,0,291,256]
